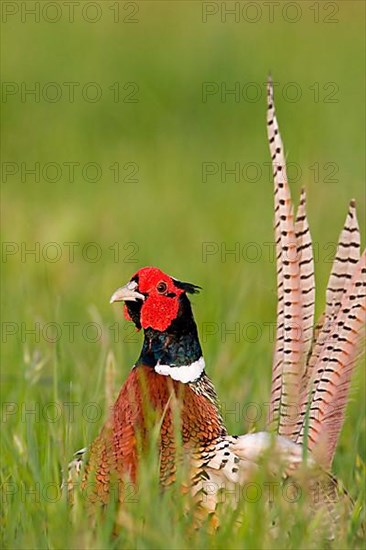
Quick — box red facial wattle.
[126,266,184,332]
[140,294,180,332]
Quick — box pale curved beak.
[109,281,145,304]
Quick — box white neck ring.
[154,356,205,383]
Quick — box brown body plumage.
[83,366,226,499]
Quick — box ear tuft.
[173,279,201,294]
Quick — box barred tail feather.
[267,78,285,429]
[325,200,360,316]
[295,189,315,363]
[297,251,366,467]
[266,78,304,436]
[292,202,362,442]
[305,202,360,385]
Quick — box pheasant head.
[110,267,204,383]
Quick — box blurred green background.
[1,1,365,548]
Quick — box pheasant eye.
[156,281,168,294]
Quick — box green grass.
[1,1,365,548]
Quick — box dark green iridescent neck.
[136,294,202,368]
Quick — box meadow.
[1,1,365,548]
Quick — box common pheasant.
[68,79,365,535]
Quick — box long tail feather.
[266,78,305,436]
[296,251,366,467]
[266,78,285,429]
[292,203,362,442]
[305,202,360,385]
[295,189,315,363]
[324,200,360,316]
